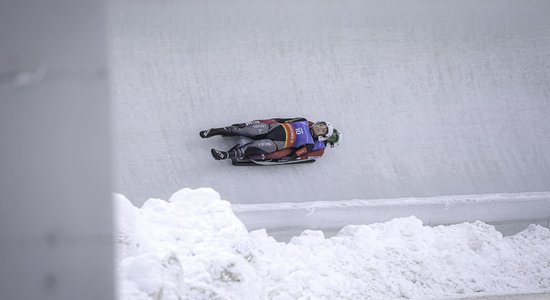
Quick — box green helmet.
[325,128,341,148]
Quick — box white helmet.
[316,121,334,141]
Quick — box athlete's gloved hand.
[278,156,293,162]
[279,152,297,162]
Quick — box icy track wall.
[116,188,550,300]
[111,1,550,206]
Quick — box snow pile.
[115,188,550,300]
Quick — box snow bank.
[115,188,550,300]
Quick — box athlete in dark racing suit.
[200,117,341,162]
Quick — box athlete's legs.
[200,121,270,138]
[211,137,290,160]
[210,138,278,160]
[228,139,277,158]
[228,122,270,137]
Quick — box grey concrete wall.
[0,1,113,299]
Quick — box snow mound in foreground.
[115,188,550,300]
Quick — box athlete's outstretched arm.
[271,117,307,123]
[232,117,307,127]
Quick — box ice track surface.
[110,0,550,206]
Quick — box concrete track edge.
[233,192,550,237]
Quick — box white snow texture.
[116,188,550,300]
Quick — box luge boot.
[211,148,229,160]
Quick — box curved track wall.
[111,0,550,205]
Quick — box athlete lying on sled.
[199,117,341,166]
